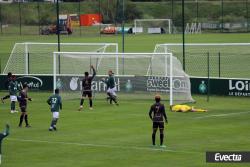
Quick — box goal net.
[134,19,171,34]
[154,43,250,78]
[3,42,118,75]
[53,52,194,105]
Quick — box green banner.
[0,75,53,91]
[191,77,250,97]
[1,75,250,97]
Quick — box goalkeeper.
[102,70,118,105]
[0,124,10,165]
[79,65,96,111]
[171,104,207,113]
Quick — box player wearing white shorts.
[47,89,62,131]
[102,70,119,105]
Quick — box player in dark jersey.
[149,95,168,148]
[79,65,96,111]
[102,70,118,105]
[0,124,9,165]
[1,72,12,104]
[18,84,32,128]
[47,89,62,131]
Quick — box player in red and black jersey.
[149,95,168,148]
[79,65,96,111]
[18,84,32,128]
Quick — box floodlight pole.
[0,4,2,35]
[56,0,61,74]
[18,2,22,35]
[122,0,125,75]
[37,1,41,35]
[122,0,125,53]
[78,0,82,36]
[196,0,198,23]
[99,0,101,37]
[171,0,174,33]
[247,0,249,32]
[221,0,224,32]
[182,0,186,71]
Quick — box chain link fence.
[0,0,249,35]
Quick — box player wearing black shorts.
[149,95,168,148]
[79,65,96,111]
[18,84,32,128]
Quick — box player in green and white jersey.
[47,89,62,131]
[102,70,119,105]
[8,75,19,114]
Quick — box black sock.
[54,119,58,126]
[50,118,58,127]
[89,99,93,107]
[152,133,156,145]
[50,120,54,127]
[19,115,24,126]
[111,95,118,104]
[11,101,15,110]
[24,115,29,126]
[107,93,112,104]
[3,95,10,100]
[160,134,164,145]
[80,99,84,106]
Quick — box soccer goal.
[52,51,194,105]
[3,42,118,75]
[185,23,202,34]
[154,43,250,78]
[133,19,172,34]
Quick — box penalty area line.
[7,138,200,154]
[194,111,250,119]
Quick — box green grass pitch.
[0,93,250,167]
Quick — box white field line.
[7,138,200,154]
[194,111,250,119]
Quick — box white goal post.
[52,52,194,105]
[3,42,118,75]
[134,19,172,34]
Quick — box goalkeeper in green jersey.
[9,75,19,114]
[102,70,119,105]
[0,124,10,165]
[47,89,62,131]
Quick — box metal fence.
[155,43,250,78]
[0,0,249,35]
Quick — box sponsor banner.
[191,78,250,97]
[0,75,250,97]
[0,75,53,91]
[206,151,250,163]
[56,76,190,93]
